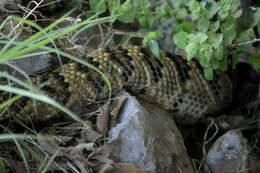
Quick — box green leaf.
[170,0,182,9]
[258,22,260,36]
[232,53,239,69]
[210,21,220,33]
[172,22,195,35]
[90,0,107,14]
[204,67,213,80]
[210,33,223,49]
[198,17,209,32]
[222,29,236,46]
[143,31,161,46]
[191,12,200,21]
[215,44,224,60]
[218,58,228,71]
[212,58,227,71]
[185,34,199,60]
[146,31,159,40]
[206,1,218,19]
[173,31,188,49]
[108,0,120,14]
[233,9,242,18]
[222,17,237,30]
[137,28,149,37]
[196,32,208,43]
[199,43,213,63]
[175,8,187,21]
[138,16,147,28]
[217,0,231,21]
[236,28,256,44]
[149,40,161,60]
[181,22,195,33]
[189,0,200,20]
[106,40,115,47]
[249,57,260,70]
[138,15,154,28]
[172,25,183,35]
[217,9,229,21]
[189,0,200,14]
[230,0,241,13]
[157,3,172,19]
[199,54,209,68]
[132,0,151,9]
[118,0,136,23]
[248,7,260,28]
[237,45,254,53]
[120,35,131,45]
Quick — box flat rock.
[108,93,195,173]
[0,49,50,79]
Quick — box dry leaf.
[97,103,110,136]
[110,96,127,127]
[81,126,103,142]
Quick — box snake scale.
[0,45,233,124]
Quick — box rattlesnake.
[0,45,232,124]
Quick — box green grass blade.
[19,140,43,161]
[13,138,29,173]
[0,31,20,55]
[0,16,20,39]
[0,127,33,173]
[0,133,36,140]
[0,8,76,62]
[3,62,32,83]
[0,72,35,90]
[9,15,113,60]
[10,50,52,60]
[0,157,6,173]
[40,151,59,173]
[0,95,22,110]
[11,16,42,31]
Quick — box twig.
[236,38,260,47]
[197,118,218,173]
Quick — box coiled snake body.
[0,45,233,124]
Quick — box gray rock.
[204,130,250,173]
[9,51,50,75]
[0,49,50,79]
[108,92,195,173]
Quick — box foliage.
[88,0,260,80]
[172,0,260,79]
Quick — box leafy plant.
[172,0,260,79]
[89,0,260,79]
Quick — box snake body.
[1,45,233,124]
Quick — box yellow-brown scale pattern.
[0,45,233,124]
